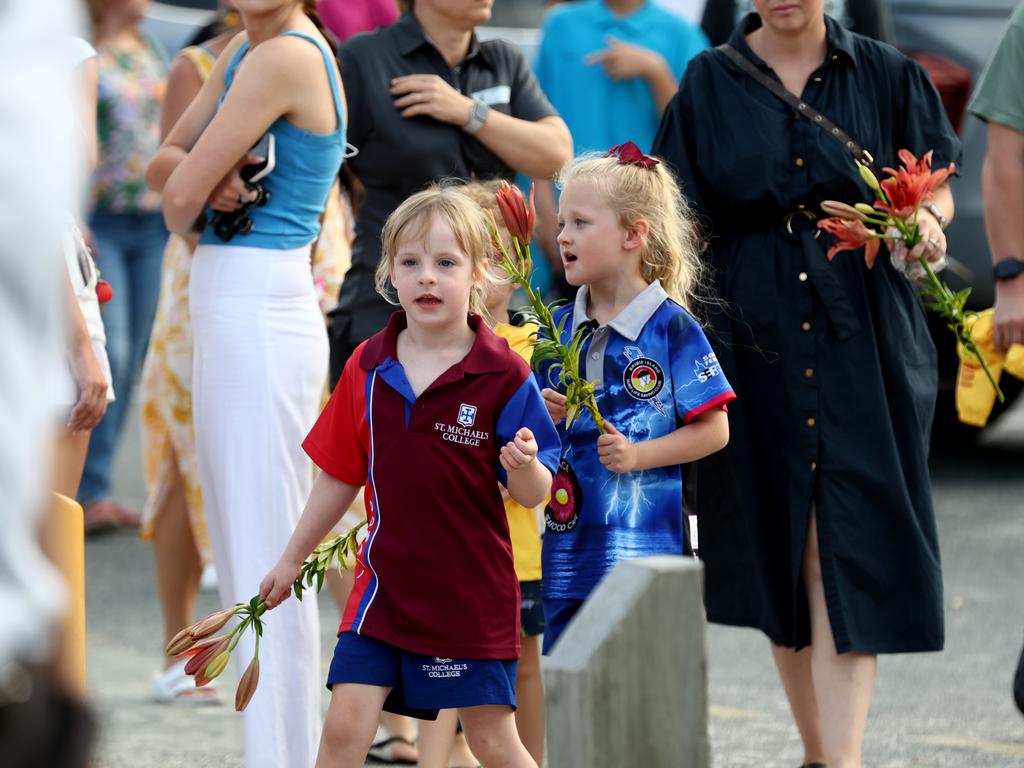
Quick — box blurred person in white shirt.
[0,0,96,764]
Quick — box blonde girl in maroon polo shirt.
[260,186,560,768]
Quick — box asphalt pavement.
[86,399,1024,767]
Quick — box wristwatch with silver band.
[463,99,491,135]
[993,257,1024,283]
[921,201,947,230]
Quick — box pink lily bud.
[495,181,535,246]
[820,200,867,222]
[165,627,196,656]
[235,658,260,712]
[184,636,230,677]
[176,634,222,661]
[187,607,237,640]
[203,650,231,682]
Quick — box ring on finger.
[927,237,941,250]
[237,194,246,205]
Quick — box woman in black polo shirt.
[328,0,572,384]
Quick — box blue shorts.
[326,632,518,720]
[520,580,545,637]
[542,597,585,655]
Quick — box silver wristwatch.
[921,201,947,230]
[462,99,491,135]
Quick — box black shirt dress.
[652,14,961,653]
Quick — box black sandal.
[365,735,417,765]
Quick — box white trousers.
[191,243,326,768]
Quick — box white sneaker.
[200,564,219,593]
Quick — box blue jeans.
[79,211,166,504]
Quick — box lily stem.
[918,256,1004,403]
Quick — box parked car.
[144,0,217,54]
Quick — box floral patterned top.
[91,32,167,213]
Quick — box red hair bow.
[604,141,659,169]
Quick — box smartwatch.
[463,99,491,135]
[993,257,1024,282]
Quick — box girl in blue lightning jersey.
[538,144,736,652]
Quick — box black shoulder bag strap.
[718,43,877,176]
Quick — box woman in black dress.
[653,1,960,765]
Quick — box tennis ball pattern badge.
[545,459,582,534]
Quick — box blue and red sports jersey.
[303,312,560,659]
[536,281,736,600]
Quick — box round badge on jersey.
[623,358,665,400]
[545,459,582,534]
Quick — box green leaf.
[565,402,578,427]
[316,569,325,593]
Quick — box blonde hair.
[459,179,515,261]
[375,184,495,315]
[558,153,705,312]
[458,179,505,223]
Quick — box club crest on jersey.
[623,358,665,400]
[457,403,477,427]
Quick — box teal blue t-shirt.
[534,0,708,154]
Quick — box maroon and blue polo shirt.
[303,312,560,660]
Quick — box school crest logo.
[623,358,665,400]
[457,403,477,427]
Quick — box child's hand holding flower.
[597,422,638,474]
[500,427,538,473]
[540,388,568,424]
[259,559,302,609]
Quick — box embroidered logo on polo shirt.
[457,403,477,427]
[623,357,665,401]
[435,405,489,447]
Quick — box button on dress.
[652,14,961,653]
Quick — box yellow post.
[44,493,87,698]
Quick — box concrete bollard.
[543,556,710,768]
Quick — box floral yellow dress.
[139,45,350,560]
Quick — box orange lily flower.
[875,149,955,220]
[817,216,881,268]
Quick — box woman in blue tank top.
[146,3,344,767]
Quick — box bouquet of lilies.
[817,149,1004,402]
[165,522,366,710]
[486,182,606,432]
